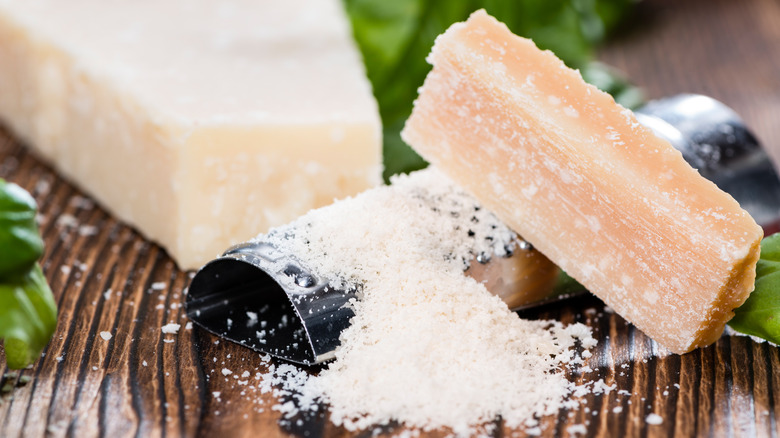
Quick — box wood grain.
[599,0,780,165]
[1,0,780,436]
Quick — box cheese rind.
[0,0,381,269]
[402,10,763,353]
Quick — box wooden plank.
[0,0,779,436]
[599,0,780,164]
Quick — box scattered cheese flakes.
[646,413,664,425]
[591,379,616,395]
[99,331,112,341]
[34,179,51,196]
[55,214,79,228]
[69,195,95,210]
[78,225,99,236]
[151,281,166,291]
[246,311,258,327]
[221,368,233,376]
[161,323,181,334]
[526,426,542,436]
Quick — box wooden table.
[2,0,780,436]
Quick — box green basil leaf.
[0,264,58,369]
[344,0,638,180]
[728,233,780,343]
[0,179,44,281]
[579,61,645,110]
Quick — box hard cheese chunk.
[402,10,763,353]
[0,0,381,269]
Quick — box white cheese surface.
[0,0,382,268]
[4,0,377,126]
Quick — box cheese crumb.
[646,413,664,425]
[55,214,79,228]
[78,225,99,236]
[161,323,181,334]
[99,331,112,341]
[69,195,94,210]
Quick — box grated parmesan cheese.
[567,424,588,436]
[161,323,181,334]
[646,413,664,425]
[249,168,596,435]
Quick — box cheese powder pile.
[261,168,596,436]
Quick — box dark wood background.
[2,0,780,436]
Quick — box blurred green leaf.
[0,265,57,369]
[0,179,57,369]
[0,179,43,281]
[343,0,638,180]
[729,233,780,344]
[580,61,645,110]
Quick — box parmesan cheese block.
[401,10,763,353]
[0,0,381,269]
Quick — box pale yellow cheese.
[0,0,381,269]
[402,11,763,353]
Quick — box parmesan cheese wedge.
[401,10,763,353]
[0,0,381,269]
